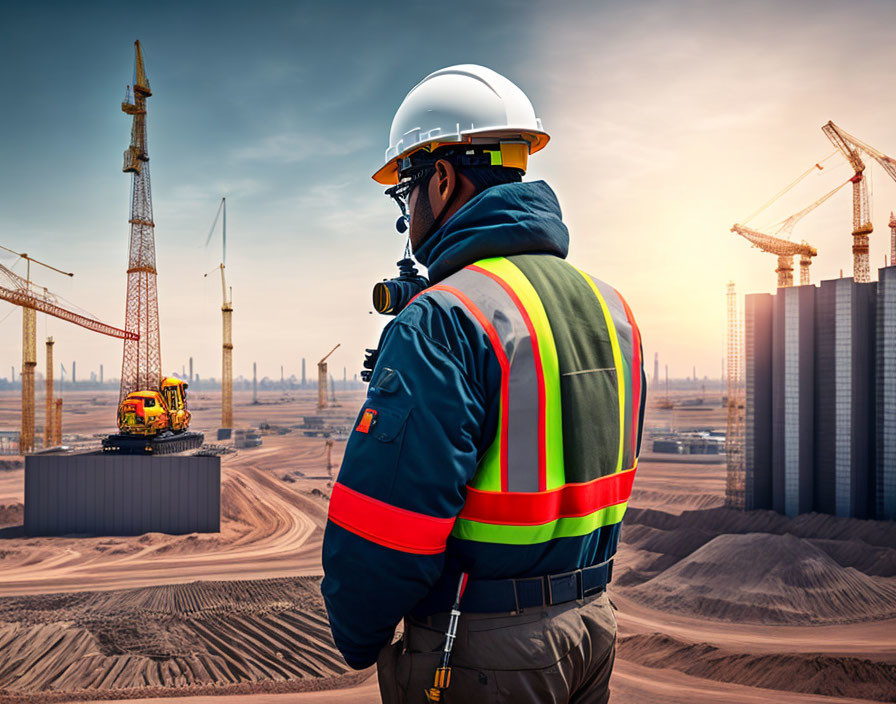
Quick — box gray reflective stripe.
[440,267,541,492]
[585,275,635,471]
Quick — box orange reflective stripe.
[327,482,455,555]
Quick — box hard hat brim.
[372,129,550,185]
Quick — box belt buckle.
[545,569,582,606]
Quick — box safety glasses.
[385,167,432,222]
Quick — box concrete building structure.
[25,454,220,536]
[815,278,876,518]
[744,293,773,510]
[772,285,815,517]
[743,269,895,520]
[878,266,896,520]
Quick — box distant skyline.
[1,0,895,391]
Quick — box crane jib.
[0,285,138,341]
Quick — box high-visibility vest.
[423,255,643,546]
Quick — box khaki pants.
[377,592,616,704]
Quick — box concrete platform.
[24,453,220,536]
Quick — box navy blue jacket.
[321,181,627,669]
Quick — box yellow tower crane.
[822,122,875,283]
[890,211,896,265]
[204,197,233,431]
[732,177,850,288]
[318,344,340,411]
[0,243,136,452]
[822,122,896,272]
[45,337,55,447]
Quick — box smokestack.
[653,353,659,387]
[72,361,76,385]
[693,365,696,383]
[343,366,347,390]
[281,365,284,388]
[100,364,103,385]
[189,357,193,383]
[253,362,258,404]
[10,366,14,384]
[302,358,306,387]
[329,373,336,402]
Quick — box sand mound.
[0,503,22,528]
[629,488,724,512]
[625,507,896,549]
[809,538,896,577]
[621,523,718,559]
[625,533,896,625]
[617,633,896,702]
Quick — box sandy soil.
[0,389,894,703]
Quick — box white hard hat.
[373,64,549,185]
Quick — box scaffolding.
[725,282,746,509]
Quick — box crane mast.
[44,338,54,448]
[204,197,233,430]
[891,211,896,265]
[222,261,233,429]
[318,344,340,411]
[725,281,744,509]
[119,39,162,403]
[822,121,873,283]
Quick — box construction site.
[0,20,895,704]
[725,121,896,523]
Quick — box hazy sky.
[1,0,895,389]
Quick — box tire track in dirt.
[0,577,353,700]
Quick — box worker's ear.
[428,159,456,222]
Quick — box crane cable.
[742,150,839,226]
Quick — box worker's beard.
[409,186,437,253]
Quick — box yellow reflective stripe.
[452,502,628,544]
[572,267,625,474]
[474,257,566,490]
[472,407,503,491]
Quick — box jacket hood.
[413,180,569,283]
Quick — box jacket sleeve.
[320,305,492,669]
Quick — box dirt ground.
[0,389,894,703]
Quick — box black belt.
[450,559,613,615]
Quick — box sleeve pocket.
[368,404,411,442]
[342,403,413,495]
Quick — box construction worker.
[321,65,646,703]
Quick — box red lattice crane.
[0,245,136,452]
[119,39,162,403]
[731,178,848,287]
